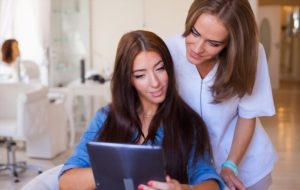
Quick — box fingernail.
[147,181,153,186]
[138,185,143,190]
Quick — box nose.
[194,38,205,53]
[149,72,159,88]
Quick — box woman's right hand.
[220,167,245,190]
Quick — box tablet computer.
[87,142,166,190]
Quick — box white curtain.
[0,0,17,42]
[0,0,50,83]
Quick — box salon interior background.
[0,0,299,89]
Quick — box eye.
[133,74,144,79]
[156,65,165,71]
[155,62,166,72]
[191,27,200,37]
[208,42,221,47]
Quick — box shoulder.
[165,35,185,49]
[95,105,110,121]
[258,43,265,53]
[89,105,111,129]
[257,43,267,65]
[164,35,186,57]
[253,43,270,80]
[256,43,269,74]
[164,35,187,68]
[97,104,111,114]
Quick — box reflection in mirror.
[281,6,300,80]
[287,7,299,36]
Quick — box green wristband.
[221,160,238,176]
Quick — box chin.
[189,57,208,66]
[187,57,200,65]
[152,96,166,105]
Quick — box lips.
[150,86,166,97]
[150,90,163,97]
[189,50,204,60]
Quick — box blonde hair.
[184,0,259,102]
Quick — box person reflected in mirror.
[0,39,26,82]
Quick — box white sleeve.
[238,44,275,118]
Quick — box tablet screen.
[87,142,166,190]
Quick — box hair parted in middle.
[98,30,212,183]
[184,0,259,103]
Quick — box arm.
[227,117,255,165]
[139,148,224,190]
[192,180,220,190]
[220,117,255,190]
[139,176,220,190]
[58,106,109,189]
[221,44,275,190]
[59,168,95,190]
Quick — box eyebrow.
[192,26,226,44]
[132,60,164,73]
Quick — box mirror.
[287,7,299,36]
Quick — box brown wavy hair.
[1,39,18,64]
[183,0,259,102]
[98,30,212,183]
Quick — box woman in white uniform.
[166,0,277,190]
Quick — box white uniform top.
[0,61,18,82]
[0,58,26,83]
[166,35,278,187]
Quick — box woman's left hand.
[138,176,182,190]
[220,167,245,190]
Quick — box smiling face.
[131,51,168,109]
[185,13,229,66]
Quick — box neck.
[139,103,158,118]
[196,59,217,79]
[143,112,154,118]
[138,105,157,139]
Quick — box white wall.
[249,0,258,20]
[91,0,143,76]
[143,0,192,39]
[90,0,192,76]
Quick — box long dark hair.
[98,30,212,183]
[184,0,259,102]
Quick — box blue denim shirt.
[60,106,224,189]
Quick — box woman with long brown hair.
[59,30,224,190]
[166,0,277,189]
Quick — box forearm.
[189,180,220,190]
[59,168,95,190]
[227,117,256,165]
